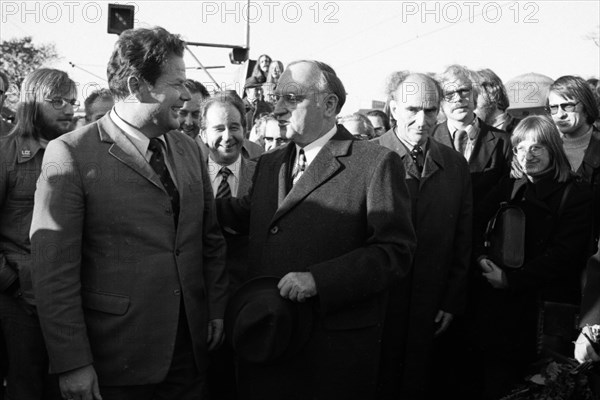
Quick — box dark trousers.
[99,305,205,400]
[0,293,61,400]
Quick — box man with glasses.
[217,60,415,400]
[256,114,288,151]
[0,68,77,400]
[549,75,600,254]
[0,70,14,137]
[432,64,512,206]
[430,65,512,398]
[30,27,228,400]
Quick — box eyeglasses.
[264,137,289,144]
[547,102,579,115]
[45,97,80,111]
[443,88,471,102]
[513,144,546,156]
[272,92,332,106]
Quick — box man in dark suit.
[196,93,258,400]
[30,27,228,400]
[432,64,512,205]
[373,72,472,399]
[218,60,416,400]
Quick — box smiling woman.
[471,115,593,399]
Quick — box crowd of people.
[1,24,600,400]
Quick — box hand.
[434,310,454,337]
[574,329,600,364]
[480,258,508,289]
[277,272,317,302]
[207,319,224,351]
[59,364,102,400]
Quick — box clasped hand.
[278,272,317,302]
[479,257,508,289]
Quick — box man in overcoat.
[218,60,416,400]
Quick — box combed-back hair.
[107,26,185,99]
[199,91,247,132]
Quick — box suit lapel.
[98,117,163,191]
[376,129,420,180]
[420,140,443,186]
[272,129,350,223]
[165,132,186,195]
[470,121,498,172]
[433,122,453,149]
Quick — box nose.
[414,110,426,127]
[184,114,194,126]
[273,98,287,117]
[63,103,75,116]
[180,86,191,102]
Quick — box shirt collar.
[207,154,241,184]
[295,125,337,167]
[448,116,479,140]
[110,108,167,157]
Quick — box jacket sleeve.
[0,154,19,292]
[30,139,93,374]
[309,149,417,314]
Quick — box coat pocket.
[82,289,130,315]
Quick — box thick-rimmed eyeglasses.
[443,88,471,102]
[513,145,546,156]
[547,102,579,115]
[45,97,80,111]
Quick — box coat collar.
[375,128,445,183]
[580,127,600,171]
[271,125,353,223]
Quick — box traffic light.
[229,47,249,64]
[107,4,135,35]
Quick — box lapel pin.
[21,149,31,158]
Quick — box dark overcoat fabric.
[217,126,416,400]
[431,118,512,205]
[29,115,228,385]
[473,174,592,396]
[373,130,473,398]
[575,126,600,254]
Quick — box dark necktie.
[410,145,425,173]
[453,129,468,155]
[216,167,232,199]
[148,138,180,226]
[291,149,306,186]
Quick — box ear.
[127,76,144,101]
[389,99,399,120]
[322,93,339,117]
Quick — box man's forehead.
[275,63,319,94]
[442,77,471,91]
[396,79,439,104]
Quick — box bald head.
[390,73,441,144]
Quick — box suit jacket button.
[173,289,181,296]
[270,226,279,234]
[165,208,172,215]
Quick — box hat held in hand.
[225,276,313,364]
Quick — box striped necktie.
[292,149,306,186]
[216,167,232,198]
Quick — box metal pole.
[184,45,222,91]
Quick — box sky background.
[2,0,599,113]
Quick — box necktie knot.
[410,144,425,173]
[291,149,307,186]
[220,167,232,179]
[453,129,468,153]
[149,138,163,154]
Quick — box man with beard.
[179,79,210,139]
[0,68,77,400]
[474,68,513,133]
[30,27,228,400]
